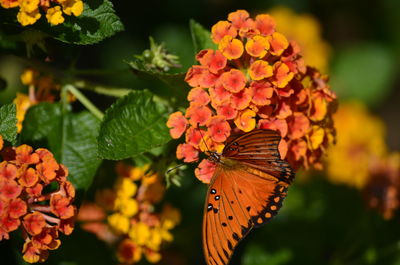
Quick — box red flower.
[8,198,27,219]
[221,69,247,93]
[15,145,39,165]
[250,81,273,105]
[50,194,74,219]
[195,159,217,184]
[186,104,212,126]
[176,144,199,163]
[197,49,227,74]
[23,212,46,236]
[187,87,210,106]
[207,116,231,142]
[0,162,17,180]
[168,9,337,175]
[255,14,276,36]
[0,141,76,263]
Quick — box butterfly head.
[206,151,221,163]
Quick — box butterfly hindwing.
[203,166,289,265]
[203,129,294,265]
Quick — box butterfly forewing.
[223,129,294,183]
[203,166,289,265]
[203,129,294,265]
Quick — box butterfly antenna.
[166,163,186,174]
[197,124,211,154]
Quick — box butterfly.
[203,128,295,265]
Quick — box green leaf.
[47,0,124,45]
[98,90,171,160]
[330,43,396,107]
[189,19,217,53]
[21,103,101,190]
[21,103,62,142]
[49,112,101,190]
[0,103,17,144]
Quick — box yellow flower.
[114,197,138,217]
[325,101,387,188]
[18,0,39,13]
[146,228,162,250]
[108,213,130,234]
[20,68,38,85]
[144,248,161,264]
[161,204,181,230]
[129,222,150,246]
[59,0,83,16]
[13,93,34,133]
[269,6,331,73]
[116,178,137,198]
[17,9,41,26]
[46,6,64,25]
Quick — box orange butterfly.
[203,129,294,265]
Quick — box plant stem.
[64,84,104,120]
[73,80,131,98]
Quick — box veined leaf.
[0,103,17,144]
[98,90,171,160]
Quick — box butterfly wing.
[223,129,294,183]
[203,165,289,265]
[203,129,294,265]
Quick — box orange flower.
[228,9,252,29]
[255,14,276,35]
[218,36,244,59]
[231,88,252,110]
[187,87,210,106]
[207,116,231,142]
[268,32,289,56]
[248,60,273,80]
[195,159,217,184]
[166,112,188,139]
[23,212,46,236]
[0,141,76,263]
[50,194,75,219]
[197,49,227,74]
[250,81,273,105]
[168,9,337,177]
[221,69,247,93]
[211,21,237,44]
[273,62,294,88]
[234,109,256,132]
[176,143,199,163]
[186,104,212,127]
[245,35,270,58]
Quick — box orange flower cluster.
[15,68,74,133]
[363,153,400,220]
[0,0,83,26]
[0,135,76,263]
[167,10,336,183]
[78,163,181,264]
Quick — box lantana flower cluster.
[0,0,83,26]
[78,163,181,264]
[326,101,400,219]
[15,68,71,133]
[167,10,336,183]
[0,135,76,263]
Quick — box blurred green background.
[1,0,400,264]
